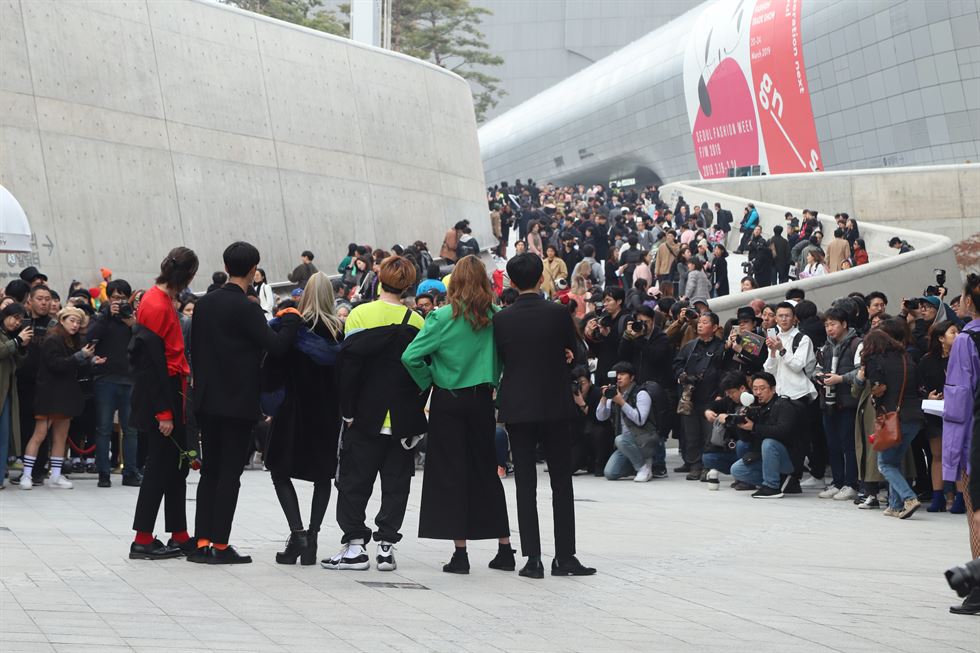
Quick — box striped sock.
[21,455,36,479]
[50,456,64,479]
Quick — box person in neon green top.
[401,255,514,574]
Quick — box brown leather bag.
[871,355,907,452]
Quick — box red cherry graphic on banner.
[691,57,759,179]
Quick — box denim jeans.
[651,437,666,470]
[702,440,752,475]
[93,379,138,477]
[823,407,858,490]
[730,439,794,489]
[494,425,509,468]
[604,432,646,479]
[877,420,921,510]
[0,396,10,484]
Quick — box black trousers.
[419,386,509,541]
[335,425,414,544]
[271,469,332,534]
[681,408,712,470]
[133,376,189,534]
[195,414,254,544]
[792,397,826,479]
[508,420,576,559]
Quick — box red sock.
[213,543,228,550]
[134,532,154,545]
[170,530,190,544]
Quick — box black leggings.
[271,470,331,533]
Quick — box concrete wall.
[660,179,960,320]
[0,0,488,294]
[690,164,980,273]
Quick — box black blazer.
[192,283,299,421]
[129,324,176,432]
[493,292,578,424]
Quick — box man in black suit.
[493,253,596,579]
[714,202,734,236]
[189,242,301,564]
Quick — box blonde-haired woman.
[402,255,513,574]
[265,272,344,565]
[568,262,591,320]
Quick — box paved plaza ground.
[1,451,978,653]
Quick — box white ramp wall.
[0,0,487,292]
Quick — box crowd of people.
[1,178,976,612]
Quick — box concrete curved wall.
[479,0,980,188]
[0,0,487,293]
[660,179,959,319]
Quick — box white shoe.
[817,486,839,499]
[376,541,397,571]
[800,475,826,489]
[832,486,857,501]
[320,540,370,570]
[47,476,73,489]
[634,464,653,483]
[19,475,32,490]
[706,469,719,491]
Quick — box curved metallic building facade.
[478,0,980,187]
[0,0,487,293]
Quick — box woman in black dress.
[265,272,344,565]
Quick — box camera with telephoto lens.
[945,558,980,597]
[117,302,134,320]
[595,307,614,329]
[741,260,754,275]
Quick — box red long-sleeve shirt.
[137,285,189,420]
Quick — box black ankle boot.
[300,529,318,566]
[442,550,470,574]
[275,530,308,565]
[488,546,516,571]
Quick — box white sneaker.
[320,540,370,570]
[376,541,397,571]
[47,476,73,489]
[817,486,839,499]
[800,475,826,489]
[706,469,719,491]
[634,464,653,483]
[833,486,857,501]
[19,475,32,490]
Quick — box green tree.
[222,0,346,36]
[395,0,504,123]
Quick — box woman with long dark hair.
[0,303,29,489]
[861,328,923,519]
[253,268,274,317]
[20,307,104,490]
[401,255,513,574]
[265,272,344,565]
[919,320,960,512]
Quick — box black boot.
[300,529,318,566]
[488,545,516,571]
[275,531,309,565]
[442,549,470,574]
[949,588,980,615]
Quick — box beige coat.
[541,256,568,298]
[825,237,851,272]
[655,240,679,277]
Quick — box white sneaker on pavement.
[817,486,839,499]
[800,475,826,489]
[833,486,857,501]
[47,476,73,489]
[320,539,370,570]
[376,541,397,571]
[19,476,32,490]
[634,464,653,483]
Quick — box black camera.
[684,308,699,321]
[935,268,947,288]
[602,385,618,399]
[741,261,754,274]
[571,379,581,396]
[595,308,614,329]
[903,298,920,310]
[723,413,747,426]
[117,302,134,320]
[630,320,646,335]
[945,558,980,597]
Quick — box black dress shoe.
[950,588,980,615]
[166,537,199,556]
[488,547,516,571]
[551,556,597,576]
[442,550,470,574]
[209,545,252,565]
[98,474,111,488]
[518,555,544,579]
[122,475,142,487]
[129,539,181,560]
[186,546,212,564]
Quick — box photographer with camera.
[673,312,725,480]
[569,365,612,477]
[85,279,140,488]
[596,362,668,482]
[723,307,768,377]
[702,373,755,482]
[585,287,629,383]
[618,306,672,388]
[729,373,799,498]
[901,293,957,354]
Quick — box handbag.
[871,355,907,452]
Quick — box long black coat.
[265,321,342,483]
[35,333,90,418]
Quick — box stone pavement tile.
[0,632,49,643]
[5,643,56,653]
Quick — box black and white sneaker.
[376,541,397,571]
[320,539,370,570]
[752,485,784,499]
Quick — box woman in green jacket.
[0,303,30,488]
[402,255,513,574]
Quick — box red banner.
[749,0,822,173]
